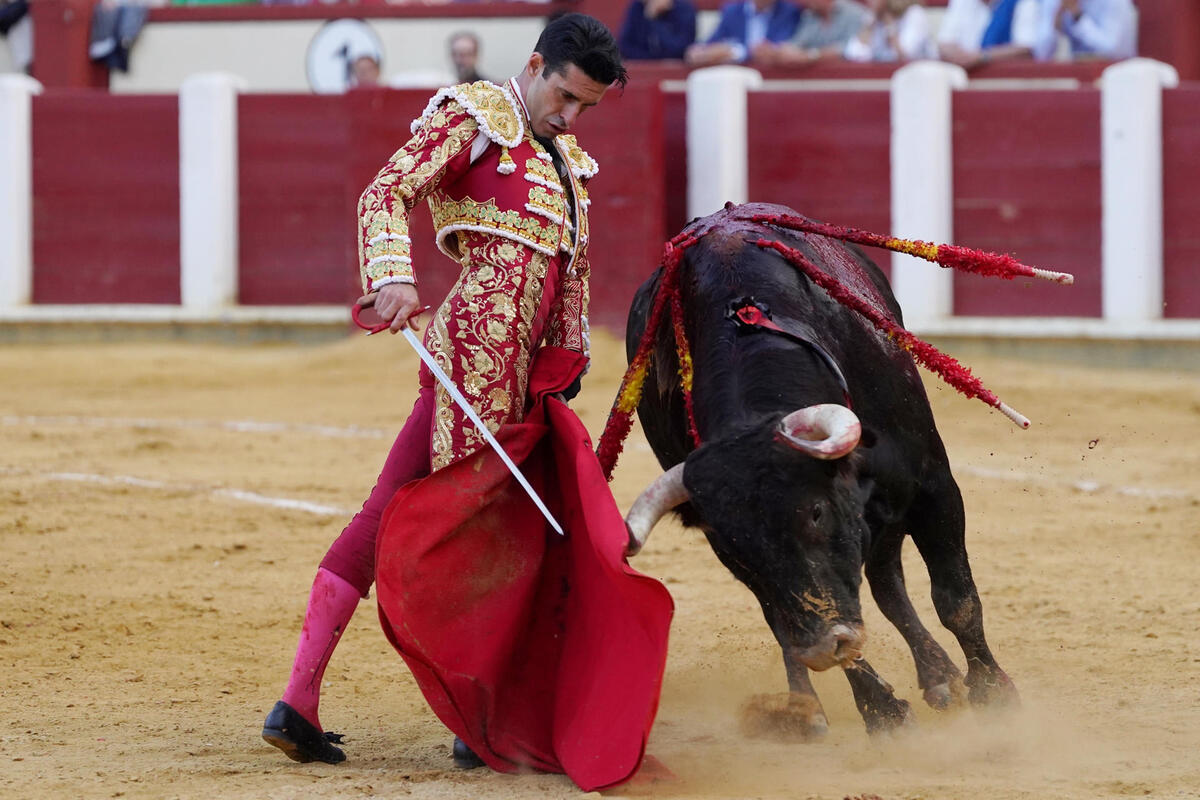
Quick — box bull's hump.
[803,234,894,321]
[685,203,896,323]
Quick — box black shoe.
[262,701,346,764]
[452,736,486,769]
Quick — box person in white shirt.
[844,0,935,62]
[1034,0,1136,61]
[938,0,1041,69]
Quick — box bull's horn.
[624,462,689,557]
[778,404,861,460]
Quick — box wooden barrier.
[747,89,890,272]
[11,73,1200,331]
[952,89,1102,318]
[31,92,180,304]
[237,93,356,307]
[1162,85,1200,320]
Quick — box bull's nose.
[798,623,865,671]
[831,624,864,662]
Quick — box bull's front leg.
[865,528,967,710]
[842,658,915,734]
[907,476,1019,708]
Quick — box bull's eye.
[810,504,823,524]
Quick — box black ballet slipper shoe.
[452,736,486,769]
[261,700,346,764]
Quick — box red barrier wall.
[1162,85,1200,320]
[662,90,689,238]
[31,92,181,304]
[23,83,1200,325]
[952,90,1102,317]
[571,82,667,330]
[237,95,353,306]
[748,90,891,272]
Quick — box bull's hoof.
[966,668,1020,708]
[862,695,915,735]
[922,676,968,710]
[739,692,829,742]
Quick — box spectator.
[754,0,870,66]
[938,0,1041,69]
[618,0,697,60]
[844,0,935,62]
[1034,0,1136,61]
[89,1,151,74]
[684,0,802,67]
[350,53,381,88]
[448,31,488,84]
[0,0,31,75]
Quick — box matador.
[262,13,628,768]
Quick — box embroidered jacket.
[356,79,597,468]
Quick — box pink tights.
[319,385,435,596]
[281,386,434,728]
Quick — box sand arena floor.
[0,330,1197,800]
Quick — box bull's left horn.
[624,462,689,557]
[778,404,861,460]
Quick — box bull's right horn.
[777,404,861,460]
[624,462,689,557]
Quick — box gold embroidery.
[555,133,599,179]
[428,313,456,465]
[429,234,550,469]
[358,102,479,290]
[546,248,590,357]
[430,195,561,256]
[513,252,549,407]
[450,81,522,145]
[524,155,560,185]
[527,184,567,217]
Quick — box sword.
[351,303,564,536]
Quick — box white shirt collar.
[508,77,531,125]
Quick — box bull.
[622,202,1018,737]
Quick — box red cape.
[375,347,674,792]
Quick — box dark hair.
[535,12,628,89]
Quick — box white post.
[179,72,246,312]
[1100,59,1178,323]
[686,65,763,221]
[0,75,43,309]
[889,61,967,325]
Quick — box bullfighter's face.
[519,53,609,140]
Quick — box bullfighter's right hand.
[357,283,424,334]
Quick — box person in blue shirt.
[685,0,804,66]
[1034,0,1136,61]
[618,0,698,60]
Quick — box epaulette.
[555,134,599,181]
[410,80,524,149]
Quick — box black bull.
[625,203,1017,736]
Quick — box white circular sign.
[306,19,384,94]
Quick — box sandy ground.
[1,329,1197,800]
